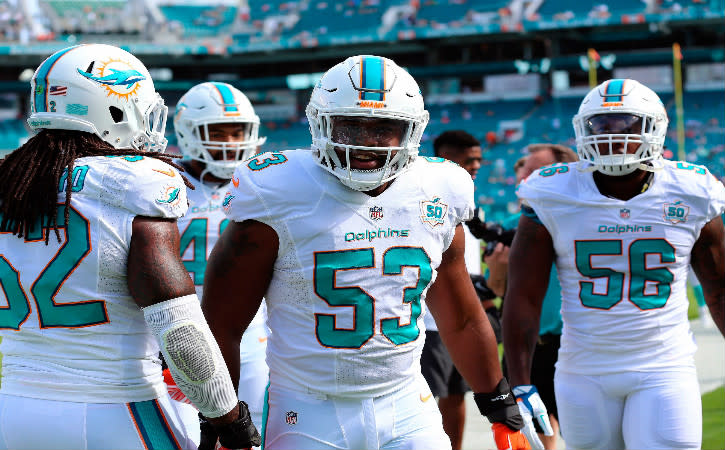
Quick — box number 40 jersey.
[177,173,267,351]
[517,160,725,375]
[224,150,474,398]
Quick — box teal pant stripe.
[211,82,239,113]
[361,56,384,101]
[603,78,625,102]
[33,46,79,113]
[128,400,182,450]
[261,381,271,449]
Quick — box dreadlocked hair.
[0,129,193,244]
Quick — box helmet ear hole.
[109,106,124,123]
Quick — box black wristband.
[210,401,262,449]
[473,378,524,430]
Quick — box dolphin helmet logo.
[78,67,146,88]
[77,57,147,100]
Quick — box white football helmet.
[573,78,668,175]
[174,82,266,180]
[28,44,168,152]
[306,55,429,191]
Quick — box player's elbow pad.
[143,294,238,418]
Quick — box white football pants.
[555,369,701,450]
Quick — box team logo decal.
[222,192,235,213]
[156,185,182,207]
[420,196,448,228]
[663,200,689,224]
[285,411,298,425]
[77,58,146,100]
[369,206,383,221]
[620,208,630,219]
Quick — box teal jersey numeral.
[179,217,229,286]
[380,247,431,345]
[0,257,31,329]
[575,238,675,310]
[628,239,675,309]
[314,249,375,348]
[248,152,287,171]
[180,218,208,286]
[314,247,431,349]
[105,155,144,162]
[539,163,569,177]
[576,240,624,309]
[675,162,706,175]
[0,205,109,330]
[58,165,89,193]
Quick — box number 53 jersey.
[0,155,188,403]
[224,150,474,398]
[517,160,725,375]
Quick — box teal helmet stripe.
[603,78,625,103]
[360,56,385,101]
[33,45,80,113]
[211,82,239,113]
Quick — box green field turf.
[702,386,725,450]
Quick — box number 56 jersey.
[0,155,188,403]
[224,150,474,398]
[517,160,725,375]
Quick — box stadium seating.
[2,87,722,217]
[40,0,142,34]
[159,4,237,37]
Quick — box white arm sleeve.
[143,294,238,418]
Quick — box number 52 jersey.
[224,150,474,398]
[0,155,188,403]
[517,160,725,375]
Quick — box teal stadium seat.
[159,4,237,37]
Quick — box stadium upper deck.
[0,0,722,220]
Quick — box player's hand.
[492,423,531,450]
[198,413,219,450]
[201,401,261,450]
[163,368,194,405]
[512,385,553,450]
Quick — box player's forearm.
[705,294,725,337]
[202,291,245,392]
[501,302,540,387]
[440,313,504,393]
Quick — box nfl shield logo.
[370,206,383,221]
[620,208,630,219]
[285,411,298,425]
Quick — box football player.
[503,78,725,449]
[167,81,269,447]
[201,55,535,450]
[0,44,259,450]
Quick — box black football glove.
[198,400,261,450]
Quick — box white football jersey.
[0,155,188,403]
[518,160,725,375]
[178,173,266,349]
[224,150,474,398]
